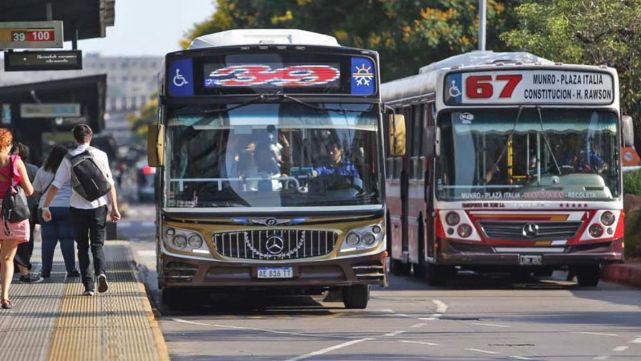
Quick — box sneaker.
[19,274,44,283]
[67,270,80,278]
[97,274,109,293]
[83,289,95,296]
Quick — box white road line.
[384,330,406,337]
[393,313,412,318]
[285,338,374,361]
[410,323,427,329]
[613,346,629,352]
[630,338,641,344]
[510,356,534,360]
[574,332,618,337]
[433,300,448,314]
[172,318,209,326]
[371,309,394,313]
[419,314,442,321]
[400,340,439,346]
[137,250,156,257]
[593,356,609,360]
[467,348,500,355]
[472,322,511,328]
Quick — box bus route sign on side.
[4,50,82,71]
[0,21,63,49]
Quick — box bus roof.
[418,50,553,74]
[189,29,340,49]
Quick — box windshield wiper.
[536,106,562,175]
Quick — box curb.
[602,264,641,288]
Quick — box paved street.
[121,204,641,361]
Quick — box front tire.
[575,265,601,287]
[343,285,370,309]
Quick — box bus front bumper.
[160,251,387,288]
[437,238,624,266]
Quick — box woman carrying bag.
[0,128,34,309]
[32,145,78,278]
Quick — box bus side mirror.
[388,114,406,156]
[147,124,164,167]
[622,115,635,147]
[435,126,441,157]
[424,126,435,158]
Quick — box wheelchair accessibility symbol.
[173,69,189,87]
[448,80,461,98]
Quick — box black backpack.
[2,157,30,235]
[66,147,111,201]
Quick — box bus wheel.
[426,264,451,287]
[342,285,370,309]
[575,265,601,287]
[162,288,192,311]
[390,258,411,276]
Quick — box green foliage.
[502,0,641,156]
[183,0,522,81]
[128,97,158,143]
[624,209,641,258]
[624,170,641,195]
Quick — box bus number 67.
[465,74,523,99]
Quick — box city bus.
[147,29,389,309]
[381,51,634,286]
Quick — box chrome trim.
[494,247,565,253]
[163,205,383,213]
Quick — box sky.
[68,0,215,56]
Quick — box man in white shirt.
[42,124,121,296]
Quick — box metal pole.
[478,0,487,51]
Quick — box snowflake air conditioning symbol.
[352,64,374,86]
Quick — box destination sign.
[20,103,81,118]
[4,50,82,71]
[203,63,341,88]
[444,69,615,106]
[0,21,63,49]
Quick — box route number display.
[0,21,63,49]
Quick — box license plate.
[257,266,293,279]
[519,255,543,265]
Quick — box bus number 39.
[465,74,523,98]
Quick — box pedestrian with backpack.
[0,128,35,309]
[41,124,121,296]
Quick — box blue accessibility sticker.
[444,73,463,105]
[351,57,375,95]
[168,58,194,97]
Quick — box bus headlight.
[188,234,204,249]
[173,235,187,249]
[600,211,615,226]
[340,223,384,252]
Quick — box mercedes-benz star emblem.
[522,223,539,238]
[265,236,285,255]
[265,218,278,226]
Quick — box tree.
[128,96,158,143]
[183,0,521,81]
[501,0,641,155]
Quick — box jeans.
[70,205,107,290]
[41,207,76,274]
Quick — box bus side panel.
[386,185,404,261]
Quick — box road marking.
[400,340,439,346]
[419,314,442,321]
[410,323,427,328]
[393,313,412,318]
[371,309,394,313]
[472,322,511,328]
[593,356,609,360]
[467,348,500,355]
[433,300,448,314]
[630,338,641,344]
[613,346,629,352]
[384,330,406,337]
[574,332,618,337]
[510,356,534,360]
[285,338,374,361]
[172,318,209,326]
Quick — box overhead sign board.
[0,21,63,49]
[4,50,82,71]
[20,103,81,118]
[444,69,615,106]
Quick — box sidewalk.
[0,240,170,361]
[602,260,641,288]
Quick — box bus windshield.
[165,102,381,208]
[436,109,620,201]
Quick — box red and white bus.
[382,51,634,286]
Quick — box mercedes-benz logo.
[522,223,539,238]
[265,218,278,226]
[265,236,285,255]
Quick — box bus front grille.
[479,221,582,241]
[213,229,338,260]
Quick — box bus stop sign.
[0,21,63,49]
